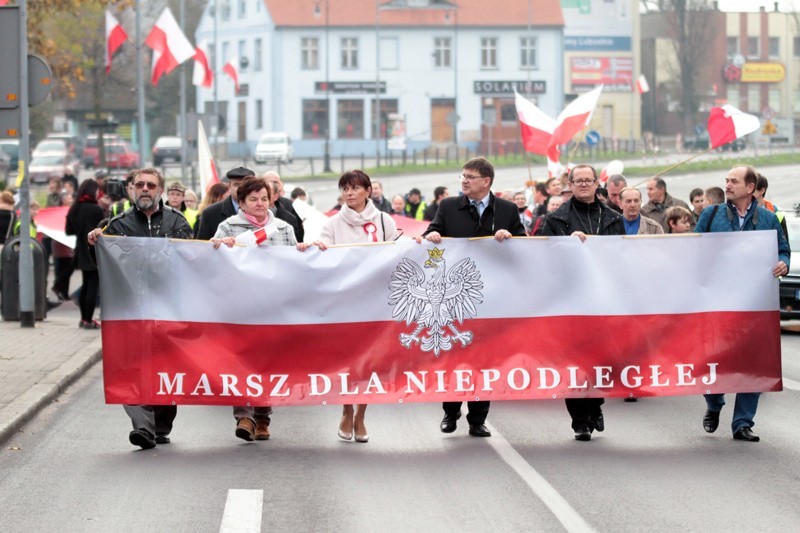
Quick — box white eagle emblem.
[388,247,483,356]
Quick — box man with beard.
[541,164,624,441]
[88,167,192,449]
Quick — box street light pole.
[375,0,381,167]
[324,0,332,173]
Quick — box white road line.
[485,422,595,533]
[783,378,800,391]
[219,489,263,533]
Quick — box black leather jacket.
[104,203,192,239]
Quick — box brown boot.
[255,420,270,440]
[235,418,255,441]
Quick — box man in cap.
[165,181,198,230]
[196,167,253,240]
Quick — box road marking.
[219,489,263,533]
[783,378,800,391]
[485,422,595,533]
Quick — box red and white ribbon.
[363,222,378,242]
[253,227,268,244]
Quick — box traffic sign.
[585,130,601,146]
[28,55,52,106]
[762,106,775,120]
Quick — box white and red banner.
[144,7,195,86]
[35,206,74,248]
[196,120,220,194]
[548,85,603,151]
[708,105,760,149]
[97,233,782,406]
[192,42,213,88]
[223,57,240,93]
[105,10,128,75]
[636,74,650,95]
[570,57,633,92]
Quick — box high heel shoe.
[338,427,353,441]
[354,419,369,443]
[338,414,353,441]
[354,432,369,443]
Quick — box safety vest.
[183,208,198,229]
[111,200,131,217]
[404,201,426,221]
[12,219,37,238]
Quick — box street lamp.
[314,0,332,173]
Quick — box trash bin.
[0,236,47,321]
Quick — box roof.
[264,0,564,28]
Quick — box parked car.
[28,152,81,184]
[0,138,19,171]
[779,207,800,320]
[45,132,85,159]
[152,136,182,166]
[100,143,140,169]
[683,131,746,152]
[32,138,68,158]
[83,133,123,168]
[254,132,293,164]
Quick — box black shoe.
[440,412,461,433]
[733,427,760,442]
[592,414,604,432]
[155,434,171,444]
[703,409,720,433]
[129,429,156,449]
[574,425,592,441]
[624,397,638,403]
[468,423,491,437]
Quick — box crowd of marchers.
[20,154,786,450]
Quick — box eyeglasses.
[459,173,484,181]
[134,181,159,190]
[571,179,597,187]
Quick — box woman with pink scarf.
[300,170,398,443]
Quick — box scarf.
[243,211,268,228]
[338,200,382,242]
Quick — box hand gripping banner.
[96,233,783,406]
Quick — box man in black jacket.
[264,170,304,242]
[542,164,624,442]
[420,157,525,438]
[195,167,252,240]
[88,167,192,450]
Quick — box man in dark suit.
[419,157,525,438]
[264,171,304,242]
[195,167,253,240]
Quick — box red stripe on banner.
[102,311,782,406]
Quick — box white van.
[254,132,293,164]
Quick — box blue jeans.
[704,392,761,433]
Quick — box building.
[194,0,565,158]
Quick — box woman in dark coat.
[65,179,105,329]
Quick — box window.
[371,99,398,138]
[256,99,263,129]
[434,37,451,68]
[769,88,781,114]
[238,40,246,66]
[337,99,364,138]
[727,37,738,56]
[238,0,246,18]
[481,37,498,69]
[341,37,359,69]
[747,37,759,58]
[254,39,262,71]
[209,43,216,70]
[303,100,329,138]
[726,86,739,109]
[747,86,760,112]
[221,0,231,21]
[769,37,779,58]
[520,36,537,69]
[500,103,517,123]
[222,42,230,65]
[794,37,800,57]
[302,38,319,70]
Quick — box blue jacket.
[695,198,790,267]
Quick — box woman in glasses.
[299,169,398,443]
[66,179,105,329]
[210,175,297,443]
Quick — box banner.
[97,233,783,406]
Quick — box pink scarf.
[243,212,268,228]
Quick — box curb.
[0,339,102,445]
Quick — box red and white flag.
[636,74,650,95]
[514,91,559,162]
[105,10,128,75]
[192,42,213,88]
[97,234,782,406]
[707,105,760,149]
[197,120,220,194]
[548,85,603,151]
[33,206,74,249]
[144,7,195,86]
[223,57,240,93]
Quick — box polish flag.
[197,120,220,194]
[144,7,195,86]
[105,10,128,74]
[548,85,604,151]
[33,206,75,249]
[223,57,240,93]
[192,42,213,88]
[97,234,782,406]
[636,75,650,95]
[707,105,760,149]
[515,91,559,162]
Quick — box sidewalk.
[0,302,102,444]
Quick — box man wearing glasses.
[541,164,624,441]
[419,157,525,438]
[88,167,192,449]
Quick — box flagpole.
[136,0,146,167]
[179,0,187,182]
[566,126,587,166]
[630,146,714,188]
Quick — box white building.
[195,0,565,158]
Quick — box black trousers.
[443,401,490,425]
[79,269,99,322]
[124,405,178,436]
[565,398,604,431]
[52,257,74,299]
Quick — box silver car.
[29,152,80,184]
